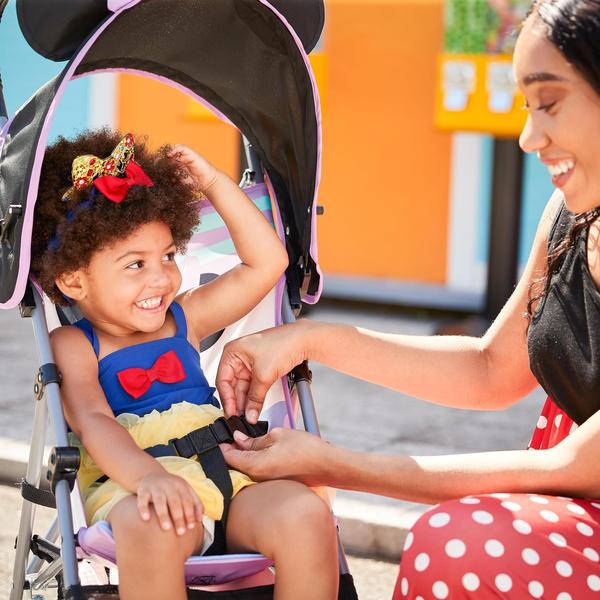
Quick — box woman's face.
[514,13,600,213]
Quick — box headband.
[63,133,154,203]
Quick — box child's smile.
[72,220,182,339]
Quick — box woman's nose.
[519,114,549,154]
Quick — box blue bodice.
[72,302,219,417]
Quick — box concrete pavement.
[0,300,545,562]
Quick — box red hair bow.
[94,160,154,203]
[117,350,185,399]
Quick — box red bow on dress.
[94,160,154,203]
[117,350,185,399]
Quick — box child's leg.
[108,495,205,600]
[226,480,339,600]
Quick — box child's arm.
[50,326,203,534]
[170,145,288,341]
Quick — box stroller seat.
[77,521,273,586]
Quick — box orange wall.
[116,73,240,180]
[115,0,451,285]
[319,0,451,283]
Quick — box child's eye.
[127,260,144,270]
[163,251,176,262]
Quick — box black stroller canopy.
[0,0,324,308]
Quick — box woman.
[218,1,600,597]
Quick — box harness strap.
[94,414,268,554]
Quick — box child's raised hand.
[168,144,219,193]
[137,471,204,535]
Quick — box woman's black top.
[528,201,600,425]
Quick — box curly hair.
[31,128,200,304]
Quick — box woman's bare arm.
[218,192,563,419]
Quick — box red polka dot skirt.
[393,398,600,599]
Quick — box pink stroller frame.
[0,1,359,598]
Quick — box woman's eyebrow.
[522,72,567,86]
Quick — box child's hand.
[137,472,204,535]
[168,144,219,193]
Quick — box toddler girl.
[31,129,338,600]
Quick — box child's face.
[73,221,182,336]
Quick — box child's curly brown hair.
[31,128,200,305]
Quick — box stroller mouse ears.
[16,0,325,62]
[16,0,111,62]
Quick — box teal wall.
[0,1,90,140]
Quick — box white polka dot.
[529,495,550,504]
[495,573,512,592]
[570,422,578,433]
[414,552,430,572]
[584,547,599,562]
[554,560,573,577]
[555,414,562,427]
[557,496,573,501]
[485,539,505,557]
[415,597,424,600]
[403,531,414,551]
[556,560,573,577]
[472,510,494,525]
[428,512,451,528]
[540,509,560,522]
[577,522,594,537]
[445,539,466,558]
[537,415,548,429]
[588,574,600,591]
[566,503,586,515]
[462,572,480,592]
[459,497,480,504]
[400,577,408,596]
[522,547,540,565]
[432,581,449,599]
[501,501,521,512]
[590,502,600,510]
[513,519,532,534]
[490,493,511,498]
[529,580,544,598]
[556,593,572,600]
[549,532,567,547]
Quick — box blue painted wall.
[0,1,90,140]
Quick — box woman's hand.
[216,322,312,422]
[220,428,333,486]
[136,471,204,535]
[168,144,219,193]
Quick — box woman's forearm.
[298,320,525,410]
[320,444,569,504]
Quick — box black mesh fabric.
[0,0,320,306]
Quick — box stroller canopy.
[0,0,324,309]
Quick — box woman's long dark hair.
[526,0,600,321]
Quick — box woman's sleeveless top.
[528,202,600,424]
[72,302,219,417]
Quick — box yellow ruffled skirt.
[70,401,254,526]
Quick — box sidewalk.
[0,301,545,561]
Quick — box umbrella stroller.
[0,1,359,598]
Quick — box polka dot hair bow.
[65,133,154,203]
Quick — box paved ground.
[0,484,400,600]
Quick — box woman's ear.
[55,271,86,302]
